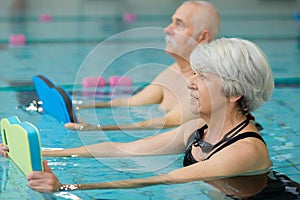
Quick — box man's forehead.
[172,4,199,22]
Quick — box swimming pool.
[0,0,300,199]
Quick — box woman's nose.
[187,74,197,90]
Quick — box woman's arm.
[2,119,201,158]
[26,161,174,193]
[28,137,270,193]
[64,116,177,131]
[43,121,193,157]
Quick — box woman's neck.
[202,110,247,144]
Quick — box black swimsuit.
[183,116,265,166]
[184,129,266,166]
[183,120,300,199]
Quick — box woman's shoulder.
[211,131,271,172]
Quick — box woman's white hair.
[190,38,274,113]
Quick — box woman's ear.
[229,96,242,103]
[196,30,211,44]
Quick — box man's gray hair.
[183,1,221,40]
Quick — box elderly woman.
[2,38,299,198]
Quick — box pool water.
[0,0,300,199]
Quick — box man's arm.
[65,117,173,131]
[65,101,198,131]
[65,83,168,130]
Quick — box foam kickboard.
[33,74,78,123]
[1,116,43,175]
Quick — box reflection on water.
[206,171,300,199]
[1,155,300,199]
[0,157,53,199]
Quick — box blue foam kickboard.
[33,75,78,123]
[1,116,43,175]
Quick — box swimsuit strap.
[193,116,251,154]
[223,114,254,139]
[212,116,251,151]
[203,132,266,161]
[197,124,209,135]
[183,124,208,167]
[186,124,208,151]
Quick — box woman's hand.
[27,160,61,193]
[0,143,9,157]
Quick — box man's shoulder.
[168,63,180,71]
[155,63,179,79]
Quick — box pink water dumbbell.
[109,76,132,86]
[123,12,137,24]
[39,13,53,22]
[9,34,26,46]
[81,77,106,88]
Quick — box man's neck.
[175,57,193,78]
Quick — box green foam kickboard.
[1,116,43,175]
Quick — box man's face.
[164,4,200,60]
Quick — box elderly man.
[65,1,221,131]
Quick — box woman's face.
[188,72,227,117]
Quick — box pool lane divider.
[81,76,133,87]
[273,77,300,87]
[0,77,299,92]
[0,80,149,92]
